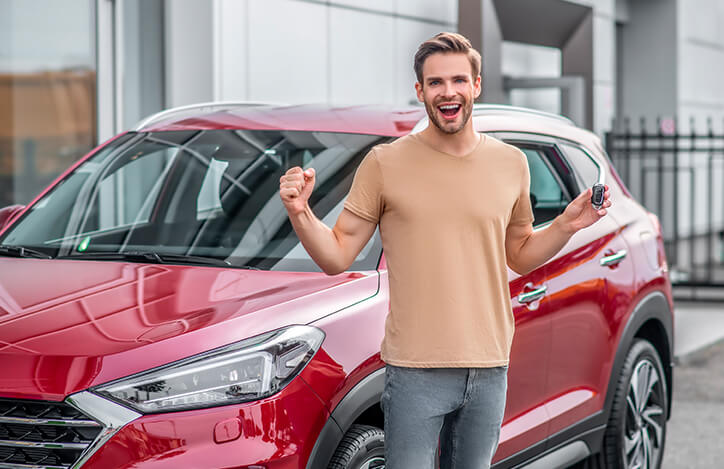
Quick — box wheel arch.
[305,368,385,469]
[604,291,674,421]
[634,316,674,418]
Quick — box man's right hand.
[277,164,377,275]
[279,167,316,215]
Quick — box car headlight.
[93,325,324,413]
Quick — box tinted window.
[558,143,600,188]
[1,130,386,272]
[519,147,571,226]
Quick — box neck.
[418,120,480,157]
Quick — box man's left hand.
[556,185,611,234]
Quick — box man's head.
[414,32,482,135]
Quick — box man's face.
[415,52,481,134]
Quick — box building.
[1,0,723,208]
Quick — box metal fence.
[605,117,724,295]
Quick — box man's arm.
[280,167,377,275]
[505,186,611,275]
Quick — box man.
[279,32,611,469]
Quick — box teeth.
[439,104,460,110]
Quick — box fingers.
[279,167,315,202]
[279,167,304,199]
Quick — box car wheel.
[603,339,668,469]
[328,424,385,469]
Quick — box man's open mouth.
[438,103,462,120]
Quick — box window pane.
[559,143,600,188]
[0,0,96,207]
[520,148,570,226]
[2,130,385,272]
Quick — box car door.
[540,141,635,438]
[491,135,575,462]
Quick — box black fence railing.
[606,117,724,294]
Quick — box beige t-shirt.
[343,133,534,368]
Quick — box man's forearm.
[288,205,348,275]
[508,217,574,275]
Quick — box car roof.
[135,102,427,137]
[135,101,602,151]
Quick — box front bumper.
[69,378,326,468]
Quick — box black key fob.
[591,183,605,209]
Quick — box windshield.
[0,129,386,272]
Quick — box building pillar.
[458,0,505,103]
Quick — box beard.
[424,96,473,134]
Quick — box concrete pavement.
[672,301,724,360]
[662,330,724,468]
[660,300,724,468]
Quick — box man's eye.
[456,78,467,83]
[429,80,440,86]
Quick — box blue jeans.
[381,365,508,469]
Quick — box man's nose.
[442,81,456,98]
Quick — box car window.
[558,143,600,188]
[1,130,387,272]
[87,143,176,233]
[197,159,229,220]
[518,147,571,226]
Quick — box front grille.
[0,398,103,469]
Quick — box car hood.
[0,258,378,400]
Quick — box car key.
[591,183,605,210]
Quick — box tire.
[328,424,385,469]
[602,339,668,469]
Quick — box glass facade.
[0,0,97,208]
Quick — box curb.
[674,337,724,367]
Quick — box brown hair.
[414,32,482,83]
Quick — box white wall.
[165,0,214,107]
[674,0,724,236]
[569,0,616,135]
[164,0,618,134]
[502,41,562,115]
[617,0,678,122]
[205,0,457,107]
[677,0,724,134]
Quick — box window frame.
[555,141,605,190]
[489,132,577,228]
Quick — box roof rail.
[471,104,574,125]
[133,101,283,131]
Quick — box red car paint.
[0,104,673,468]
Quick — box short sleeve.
[509,150,534,227]
[344,148,384,224]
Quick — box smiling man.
[279,32,611,468]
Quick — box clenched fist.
[279,167,316,215]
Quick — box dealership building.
[1,0,723,209]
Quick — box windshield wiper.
[0,245,52,259]
[157,253,234,267]
[56,251,237,268]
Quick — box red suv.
[0,103,673,469]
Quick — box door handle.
[517,285,547,303]
[600,249,627,267]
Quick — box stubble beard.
[424,97,473,135]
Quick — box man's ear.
[474,75,482,99]
[415,81,424,103]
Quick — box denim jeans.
[381,364,508,469]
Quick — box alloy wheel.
[623,358,665,469]
[359,457,385,469]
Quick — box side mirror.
[0,205,25,230]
